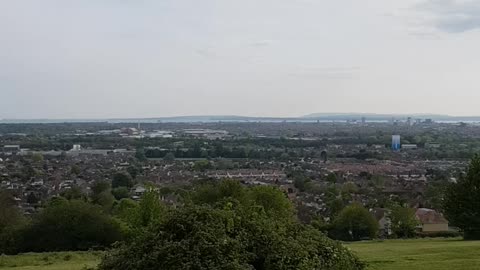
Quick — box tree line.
[0,180,366,270]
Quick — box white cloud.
[417,0,480,32]
[1,0,480,118]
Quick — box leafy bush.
[100,205,364,270]
[330,204,378,241]
[390,205,418,238]
[416,231,462,238]
[99,181,365,270]
[2,200,123,254]
[444,155,480,240]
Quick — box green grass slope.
[348,238,480,270]
[0,252,101,270]
[2,239,480,270]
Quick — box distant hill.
[3,113,480,124]
[302,113,480,122]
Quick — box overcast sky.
[2,0,480,119]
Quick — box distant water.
[1,118,479,124]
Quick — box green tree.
[12,200,123,254]
[112,187,131,200]
[135,148,147,162]
[91,180,110,195]
[326,173,337,184]
[99,205,364,270]
[328,198,345,219]
[113,198,139,223]
[26,192,39,204]
[91,180,115,211]
[444,155,480,239]
[191,180,246,206]
[331,204,378,241]
[247,185,294,221]
[193,160,212,172]
[341,181,359,200]
[215,159,234,170]
[0,191,25,233]
[126,166,140,179]
[112,172,133,189]
[134,188,166,228]
[390,205,418,238]
[61,186,87,201]
[31,153,44,163]
[70,165,81,175]
[279,152,290,161]
[425,182,448,210]
[114,188,166,230]
[164,152,176,162]
[369,175,385,189]
[294,176,311,192]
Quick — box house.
[3,145,20,154]
[372,208,392,237]
[402,144,418,150]
[415,208,449,232]
[132,185,147,198]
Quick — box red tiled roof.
[415,208,448,224]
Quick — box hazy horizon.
[2,112,480,121]
[2,0,480,118]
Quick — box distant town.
[2,117,474,233]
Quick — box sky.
[2,0,480,119]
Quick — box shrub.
[416,231,462,238]
[8,200,123,254]
[444,155,480,240]
[330,204,378,241]
[99,181,365,270]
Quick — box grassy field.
[0,252,101,270]
[348,238,480,270]
[1,239,480,270]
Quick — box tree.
[99,205,365,270]
[331,204,378,241]
[193,160,212,172]
[70,165,81,175]
[91,180,110,195]
[294,176,311,192]
[112,172,133,189]
[164,152,176,162]
[425,182,448,210]
[61,186,87,201]
[31,153,44,163]
[444,155,480,239]
[341,182,359,199]
[320,150,328,163]
[215,159,234,170]
[390,205,418,238]
[113,188,166,231]
[91,180,115,211]
[100,181,365,269]
[113,199,139,224]
[11,200,123,254]
[0,187,34,252]
[133,188,166,228]
[327,198,345,219]
[135,148,147,162]
[279,152,290,161]
[126,166,139,179]
[326,173,337,184]
[247,185,294,222]
[0,191,25,233]
[26,192,39,204]
[369,175,385,189]
[112,187,130,200]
